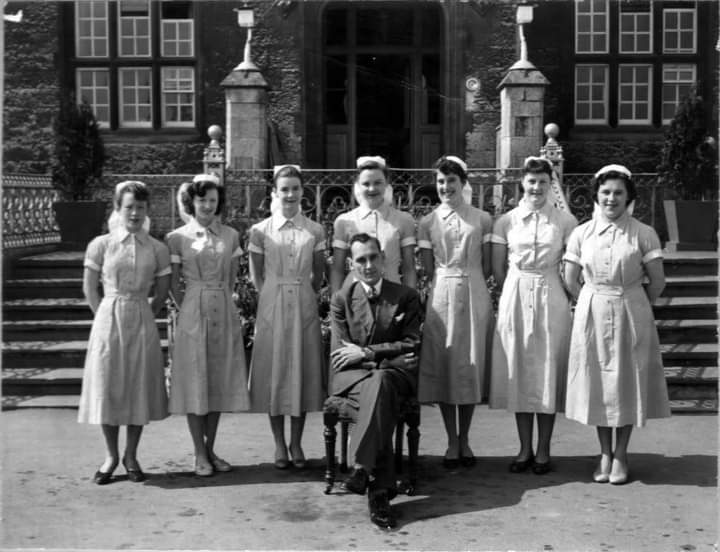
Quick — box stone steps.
[652,296,716,320]
[662,275,718,297]
[3,319,169,341]
[2,298,167,321]
[3,278,85,299]
[2,340,170,368]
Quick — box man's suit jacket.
[330,278,422,396]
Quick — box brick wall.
[3,2,60,173]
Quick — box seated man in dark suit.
[329,232,422,529]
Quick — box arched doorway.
[321,2,444,168]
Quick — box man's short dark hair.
[349,232,382,254]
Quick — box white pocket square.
[393,313,405,323]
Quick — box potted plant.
[51,92,107,249]
[657,89,718,251]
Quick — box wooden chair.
[322,395,420,495]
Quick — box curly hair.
[180,179,225,216]
[113,180,149,209]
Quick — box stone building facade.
[3,0,717,175]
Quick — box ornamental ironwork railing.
[3,170,663,251]
[2,174,60,249]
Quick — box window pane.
[591,104,604,119]
[161,1,191,19]
[577,35,590,52]
[637,35,650,51]
[577,15,590,33]
[621,35,633,51]
[619,104,632,119]
[577,104,590,120]
[592,35,605,51]
[324,8,347,45]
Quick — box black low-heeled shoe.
[509,455,534,473]
[532,459,552,475]
[93,470,114,485]
[122,459,147,483]
[460,455,476,468]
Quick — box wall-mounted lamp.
[233,5,259,71]
[510,4,536,70]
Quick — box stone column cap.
[221,68,268,88]
[497,66,550,89]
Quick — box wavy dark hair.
[180,179,225,216]
[433,156,467,182]
[522,156,553,178]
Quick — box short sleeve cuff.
[313,242,326,252]
[489,234,507,245]
[417,239,432,250]
[332,239,349,250]
[400,236,416,247]
[170,254,182,264]
[563,251,581,265]
[83,259,101,272]
[642,249,664,264]
[482,234,492,243]
[156,266,172,277]
[231,246,244,258]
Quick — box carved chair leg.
[405,409,421,496]
[340,421,349,473]
[323,410,338,494]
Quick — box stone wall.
[462,3,517,168]
[198,1,304,165]
[3,2,60,173]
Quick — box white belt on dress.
[585,282,642,296]
[103,292,147,301]
[435,267,469,278]
[508,265,557,279]
[186,281,226,292]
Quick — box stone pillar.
[220,68,269,169]
[496,64,550,170]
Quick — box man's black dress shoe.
[343,467,369,495]
[368,491,397,529]
[122,458,147,483]
[93,470,114,485]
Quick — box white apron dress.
[417,202,494,404]
[166,219,250,414]
[247,212,326,416]
[564,211,671,427]
[333,203,416,284]
[78,229,171,425]
[489,200,578,413]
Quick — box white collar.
[271,210,303,229]
[113,227,149,244]
[188,217,221,236]
[359,279,383,297]
[357,203,389,219]
[437,202,463,219]
[517,198,551,221]
[594,209,631,235]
